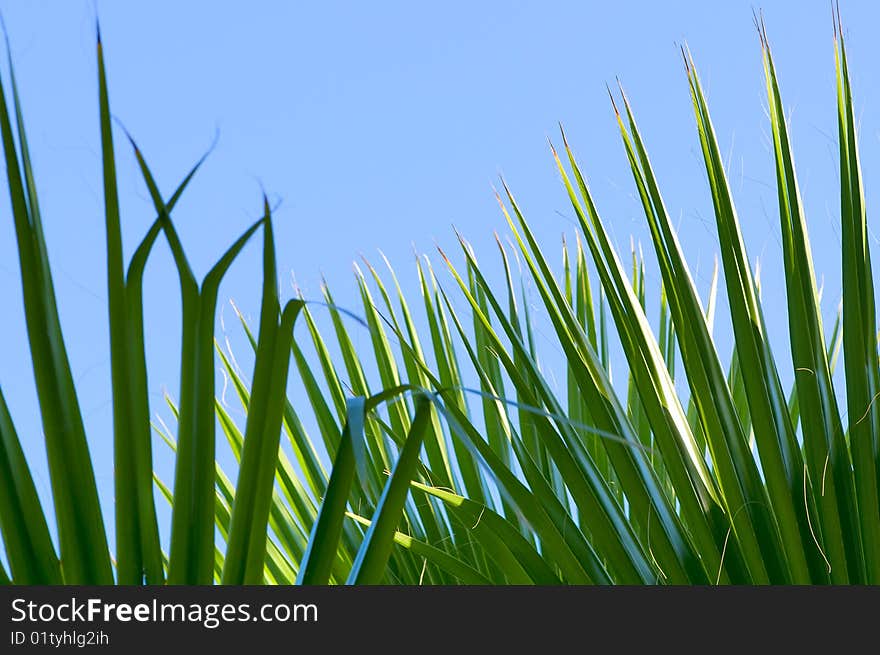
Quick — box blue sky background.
[1,1,879,560]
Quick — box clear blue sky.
[1,1,878,557]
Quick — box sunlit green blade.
[364,257,461,582]
[834,19,880,584]
[297,384,422,585]
[215,349,321,539]
[319,284,394,505]
[158,416,305,584]
[369,255,455,488]
[431,264,621,582]
[347,512,490,584]
[412,482,561,584]
[228,306,330,503]
[433,395,608,584]
[298,303,347,420]
[567,234,610,487]
[684,261,717,463]
[215,402,312,566]
[163,410,308,584]
[354,265,411,436]
[223,203,305,584]
[759,27,859,582]
[356,261,452,572]
[420,269,609,584]
[297,397,368,585]
[290,318,345,463]
[494,185,706,583]
[604,79,778,583]
[346,395,432,584]
[473,243,521,525]
[417,258,487,503]
[488,240,552,500]
[555,138,734,580]
[358,265,500,576]
[681,49,820,581]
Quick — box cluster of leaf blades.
[0,27,434,586]
[2,13,880,586]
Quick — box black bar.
[1,586,875,650]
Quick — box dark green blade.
[0,30,112,584]
[0,387,61,583]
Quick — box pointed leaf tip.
[615,77,634,112]
[679,44,691,74]
[113,117,140,154]
[499,175,514,198]
[436,245,452,267]
[605,84,621,117]
[559,122,571,149]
